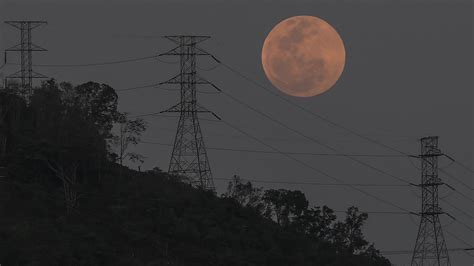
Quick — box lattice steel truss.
[4,21,47,95]
[411,136,451,266]
[159,35,219,191]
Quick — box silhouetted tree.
[3,80,118,213]
[113,112,147,177]
[70,81,121,182]
[223,175,265,214]
[72,81,121,136]
[0,79,391,266]
[0,86,25,164]
[27,80,105,213]
[331,206,369,254]
[292,205,336,241]
[263,188,308,226]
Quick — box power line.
[112,33,163,39]
[115,83,178,93]
[218,81,474,239]
[129,111,164,118]
[154,57,179,64]
[381,247,474,256]
[411,137,452,265]
[439,148,474,175]
[332,210,412,215]
[85,49,474,245]
[217,61,474,214]
[130,112,221,123]
[442,198,473,220]
[217,84,415,186]
[132,85,472,233]
[453,218,474,233]
[407,137,474,264]
[158,35,218,191]
[3,178,472,260]
[408,214,474,258]
[142,126,417,146]
[219,61,411,157]
[116,83,160,92]
[444,229,474,258]
[219,61,474,189]
[140,140,411,159]
[28,51,468,191]
[18,54,158,68]
[448,184,474,203]
[445,229,474,248]
[123,62,472,237]
[440,168,474,191]
[197,63,220,71]
[115,83,217,94]
[219,118,416,214]
[453,160,474,175]
[213,177,410,188]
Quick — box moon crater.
[262,16,345,97]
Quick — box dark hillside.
[0,80,390,266]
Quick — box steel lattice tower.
[411,136,451,266]
[159,35,219,191]
[4,21,47,95]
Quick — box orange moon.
[262,16,346,97]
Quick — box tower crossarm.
[158,35,218,192]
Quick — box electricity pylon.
[159,35,220,191]
[4,21,47,95]
[411,136,451,266]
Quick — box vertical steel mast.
[411,136,451,266]
[4,21,47,96]
[159,35,219,191]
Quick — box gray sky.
[1,0,472,265]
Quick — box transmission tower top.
[4,20,47,96]
[159,35,220,192]
[5,21,47,29]
[411,136,451,266]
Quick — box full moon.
[262,16,346,97]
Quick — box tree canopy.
[0,80,391,266]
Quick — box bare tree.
[114,113,147,177]
[46,161,80,214]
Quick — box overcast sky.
[1,0,472,265]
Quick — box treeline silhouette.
[0,80,390,265]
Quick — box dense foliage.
[0,80,390,265]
